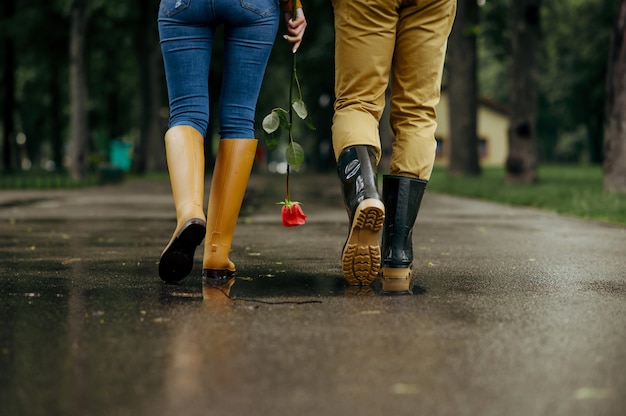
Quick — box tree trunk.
[506,0,541,184]
[51,64,64,171]
[68,0,90,180]
[447,0,481,176]
[146,40,167,172]
[1,0,17,172]
[604,0,626,193]
[134,0,167,173]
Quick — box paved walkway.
[1,173,625,416]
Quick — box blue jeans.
[158,0,279,138]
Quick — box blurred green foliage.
[429,165,626,225]
[0,0,621,173]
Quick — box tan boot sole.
[341,199,385,285]
[381,267,411,293]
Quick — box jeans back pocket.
[160,0,191,17]
[240,0,277,17]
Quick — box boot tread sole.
[159,219,206,282]
[342,199,385,285]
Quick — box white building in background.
[435,92,509,167]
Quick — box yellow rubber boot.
[202,139,257,283]
[159,126,207,282]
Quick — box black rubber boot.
[381,175,427,294]
[337,146,385,285]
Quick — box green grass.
[0,167,128,190]
[428,165,626,225]
[0,172,100,189]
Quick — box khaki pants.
[332,0,456,180]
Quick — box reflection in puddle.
[202,276,324,306]
[162,272,427,302]
[231,271,426,298]
[202,276,235,302]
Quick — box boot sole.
[381,267,412,294]
[159,219,206,282]
[341,199,385,285]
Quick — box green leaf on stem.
[263,108,290,134]
[264,129,282,150]
[262,111,281,134]
[278,109,291,129]
[285,142,305,171]
[292,100,308,120]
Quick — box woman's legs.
[159,126,207,282]
[218,10,278,139]
[157,3,213,281]
[157,0,277,282]
[158,0,214,136]
[202,2,278,282]
[159,0,278,137]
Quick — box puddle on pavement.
[1,219,428,303]
[1,260,426,315]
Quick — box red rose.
[281,201,307,227]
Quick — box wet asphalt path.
[1,173,625,416]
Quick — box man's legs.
[389,0,456,180]
[331,0,398,160]
[381,0,456,293]
[332,0,399,285]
